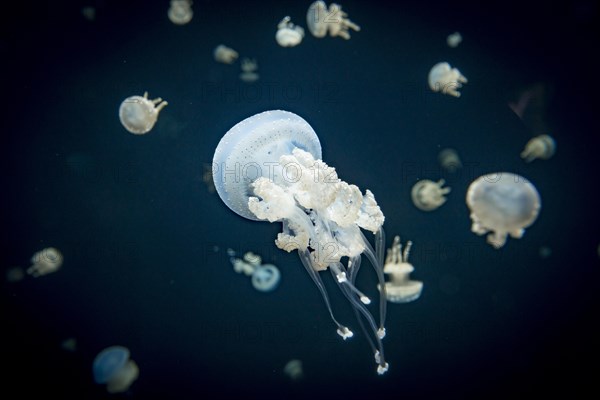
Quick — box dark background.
[2,0,599,399]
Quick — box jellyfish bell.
[119,92,168,135]
[93,346,139,394]
[466,172,541,248]
[276,16,305,47]
[520,134,556,162]
[168,0,193,25]
[381,236,423,303]
[411,179,451,211]
[251,264,281,292]
[27,247,63,277]
[428,62,468,97]
[306,1,328,38]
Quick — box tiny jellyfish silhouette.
[446,32,462,48]
[306,1,360,40]
[428,62,468,98]
[213,44,238,64]
[213,110,390,374]
[93,346,139,394]
[81,6,96,21]
[239,58,259,83]
[466,173,541,249]
[438,148,462,172]
[411,179,451,211]
[283,359,304,381]
[119,92,168,135]
[27,247,63,277]
[168,0,193,25]
[230,251,281,292]
[520,134,556,163]
[381,236,423,303]
[276,16,305,47]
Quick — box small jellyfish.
[446,32,462,48]
[276,16,305,47]
[381,236,423,303]
[93,346,139,394]
[466,173,541,249]
[428,62,468,98]
[230,252,281,292]
[438,148,462,172]
[306,1,360,40]
[239,58,259,83]
[411,179,451,211]
[168,0,193,25]
[6,267,25,283]
[520,134,556,163]
[119,92,168,135]
[27,247,63,277]
[283,359,304,381]
[213,44,239,64]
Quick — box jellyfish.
[411,179,451,211]
[119,92,168,135]
[466,173,541,249]
[168,0,193,25]
[213,44,238,64]
[276,16,305,47]
[212,110,389,374]
[520,134,556,162]
[93,346,139,394]
[27,247,63,277]
[283,359,303,381]
[428,62,468,98]
[306,1,360,40]
[446,32,462,48]
[239,58,259,83]
[381,236,423,303]
[438,148,462,172]
[230,251,281,292]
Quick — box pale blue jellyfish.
[230,251,281,292]
[93,346,139,393]
[213,110,389,374]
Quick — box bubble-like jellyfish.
[306,1,360,40]
[283,359,303,381]
[119,92,168,135]
[168,0,193,25]
[239,58,259,83]
[428,62,468,98]
[466,173,541,248]
[520,134,556,163]
[438,148,462,172]
[276,16,305,47]
[93,346,139,394]
[213,110,389,374]
[27,247,63,277]
[411,179,451,211]
[381,236,423,303]
[213,44,239,64]
[446,32,462,48]
[230,251,281,292]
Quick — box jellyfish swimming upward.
[212,110,389,374]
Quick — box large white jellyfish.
[93,346,139,394]
[306,1,360,40]
[27,247,63,277]
[428,62,468,98]
[466,173,541,248]
[276,16,305,47]
[212,110,389,374]
[119,92,168,135]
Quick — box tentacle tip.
[377,328,386,339]
[360,296,371,304]
[377,363,389,375]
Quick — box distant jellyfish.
[27,247,63,277]
[428,62,468,98]
[380,236,423,303]
[520,134,556,163]
[306,1,360,40]
[283,359,304,381]
[119,92,168,135]
[61,337,77,352]
[6,267,25,283]
[230,252,281,292]
[438,148,462,172]
[93,346,139,394]
[168,0,193,25]
[276,16,305,47]
[411,179,451,211]
[239,58,259,83]
[81,6,96,21]
[539,245,552,259]
[213,44,239,64]
[446,32,462,48]
[466,173,541,249]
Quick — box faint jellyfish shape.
[539,245,552,259]
[239,58,259,83]
[466,172,541,249]
[61,337,77,352]
[213,110,390,374]
[119,92,168,135]
[276,16,305,47]
[306,1,360,40]
[6,267,25,283]
[520,134,556,163]
[27,247,63,277]
[438,148,462,172]
[428,62,468,98]
[81,6,96,21]
[381,236,423,303]
[93,346,139,394]
[446,32,462,48]
[283,359,304,381]
[230,252,281,292]
[168,0,193,25]
[411,179,451,211]
[213,44,238,64]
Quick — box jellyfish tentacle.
[360,229,388,333]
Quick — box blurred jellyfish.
[168,0,193,25]
[6,267,25,283]
[27,247,63,277]
[380,236,423,303]
[283,359,304,381]
[428,62,468,98]
[306,1,360,40]
[276,16,305,47]
[93,346,139,394]
[81,6,96,21]
[446,32,462,47]
[230,252,281,292]
[213,44,238,64]
[438,148,462,172]
[520,134,556,163]
[239,58,259,83]
[466,173,541,249]
[119,92,168,135]
[539,245,552,259]
[411,179,451,211]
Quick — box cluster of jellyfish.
[228,250,281,292]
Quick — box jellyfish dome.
[213,110,390,374]
[466,172,541,249]
[251,264,281,292]
[93,346,139,393]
